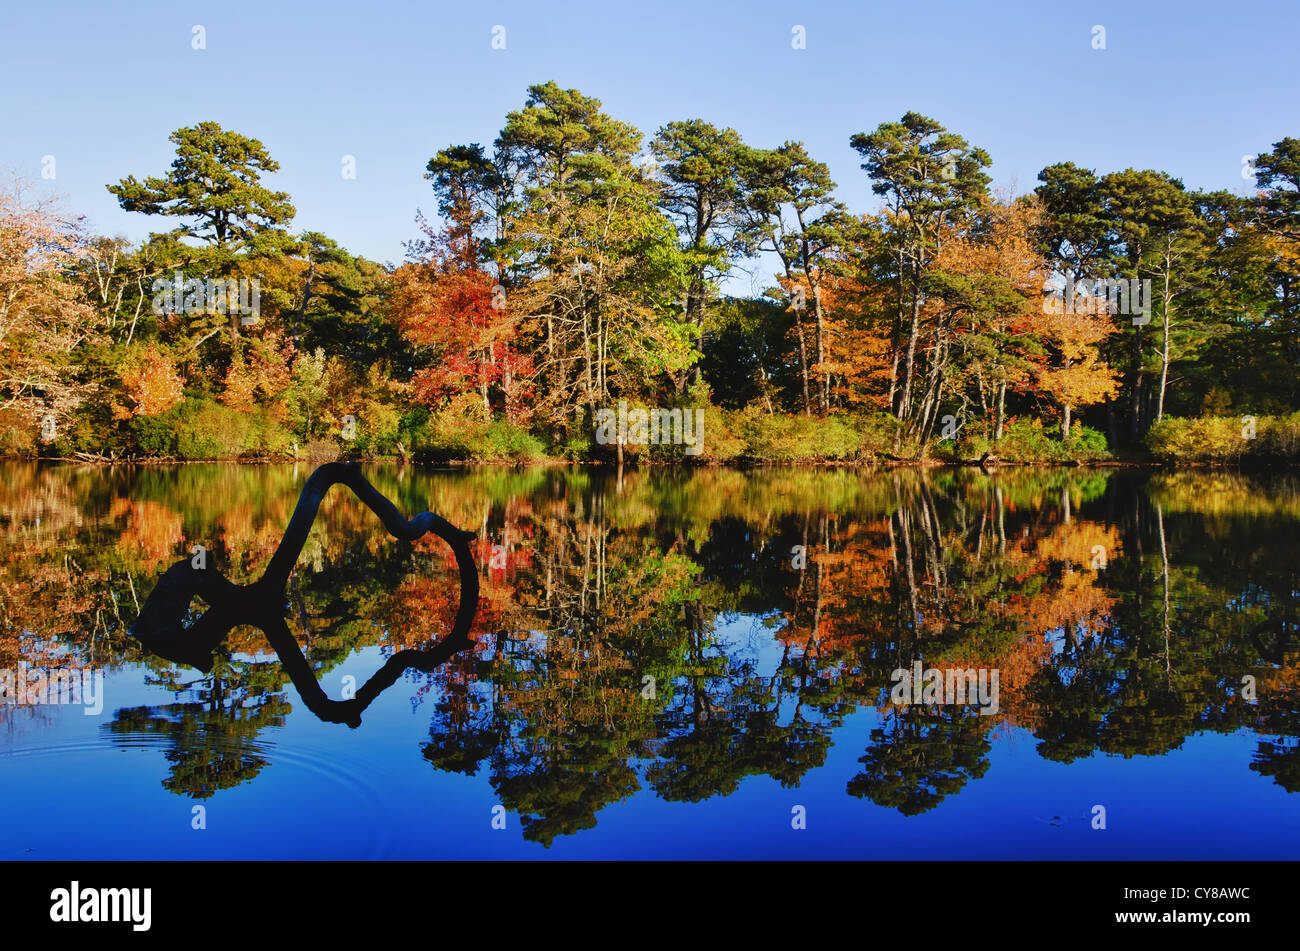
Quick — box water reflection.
[129,462,479,726]
[2,463,1298,847]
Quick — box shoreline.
[0,455,1273,471]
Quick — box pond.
[1,462,1297,858]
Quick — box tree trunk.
[1157,250,1172,424]
[995,382,1006,443]
[1129,263,1145,439]
[812,283,827,415]
[897,268,922,426]
[295,259,314,346]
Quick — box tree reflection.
[4,463,1300,843]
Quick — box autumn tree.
[0,177,102,449]
[1036,303,1119,439]
[925,197,1049,443]
[850,113,991,444]
[115,341,185,419]
[394,139,533,423]
[829,214,903,415]
[392,226,528,422]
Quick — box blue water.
[2,464,1298,859]
[2,645,1294,859]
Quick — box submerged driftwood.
[130,462,480,726]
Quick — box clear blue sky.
[3,0,1297,291]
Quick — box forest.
[3,80,1299,465]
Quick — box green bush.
[1147,413,1300,465]
[554,428,596,462]
[731,407,866,463]
[415,411,546,463]
[478,420,547,462]
[336,402,403,457]
[130,412,179,456]
[1256,412,1300,463]
[951,431,991,461]
[576,403,739,465]
[1065,423,1110,460]
[391,406,432,459]
[174,401,247,459]
[857,412,901,457]
[244,413,295,457]
[632,407,744,464]
[1146,416,1250,463]
[693,410,746,464]
[954,418,1111,463]
[169,399,294,460]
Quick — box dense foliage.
[4,84,1298,464]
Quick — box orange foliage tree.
[391,217,532,424]
[116,342,185,418]
[0,178,102,442]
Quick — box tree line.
[3,81,1298,463]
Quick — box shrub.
[953,419,1111,463]
[951,431,992,461]
[1146,416,1250,464]
[857,412,900,457]
[1147,413,1300,465]
[243,412,295,457]
[731,407,865,463]
[1065,423,1110,460]
[554,428,596,462]
[168,398,294,460]
[477,420,546,462]
[1256,412,1300,463]
[413,409,546,463]
[0,408,36,455]
[175,400,250,459]
[301,439,340,462]
[130,412,179,456]
[693,410,746,464]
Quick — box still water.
[1,462,1297,858]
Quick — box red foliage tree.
[392,215,532,423]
